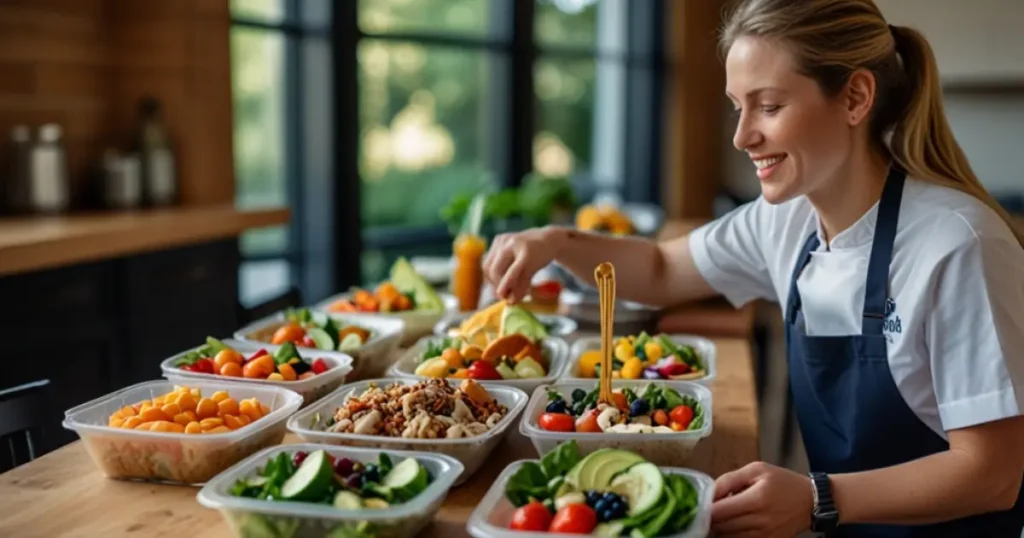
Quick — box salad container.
[386,335,571,394]
[520,380,712,467]
[466,460,713,538]
[313,292,459,346]
[197,443,463,538]
[432,311,578,339]
[161,339,353,407]
[565,334,717,385]
[62,380,303,485]
[287,378,529,486]
[233,311,404,381]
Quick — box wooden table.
[0,334,758,538]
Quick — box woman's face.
[725,36,854,205]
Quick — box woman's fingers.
[497,255,528,304]
[485,242,515,290]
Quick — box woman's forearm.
[831,448,1021,526]
[548,227,717,308]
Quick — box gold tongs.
[594,262,616,405]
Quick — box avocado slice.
[390,257,444,312]
[500,305,550,341]
[567,449,646,492]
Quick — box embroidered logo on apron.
[883,297,903,341]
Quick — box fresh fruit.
[175,337,330,382]
[539,413,575,432]
[513,356,546,378]
[467,360,502,380]
[390,256,445,311]
[575,409,602,433]
[577,351,602,378]
[499,305,549,342]
[415,357,450,378]
[272,323,306,345]
[568,449,646,492]
[481,333,534,363]
[670,405,694,429]
[549,503,598,534]
[305,327,335,351]
[510,501,553,531]
[312,358,330,375]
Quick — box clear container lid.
[519,379,713,442]
[466,459,714,538]
[287,378,529,447]
[386,335,571,391]
[567,333,717,384]
[63,379,303,444]
[197,443,463,521]
[159,338,353,390]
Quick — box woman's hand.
[483,226,566,303]
[711,461,813,538]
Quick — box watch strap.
[809,472,839,533]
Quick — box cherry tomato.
[467,360,502,380]
[300,336,316,348]
[248,349,269,362]
[509,501,552,531]
[549,503,597,534]
[272,323,305,345]
[575,409,603,433]
[311,358,329,375]
[196,358,216,374]
[670,405,694,429]
[532,280,562,296]
[538,412,575,432]
[181,363,200,372]
[652,409,670,426]
[658,362,691,377]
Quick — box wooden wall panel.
[662,0,728,220]
[0,0,234,208]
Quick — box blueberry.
[361,463,380,484]
[602,492,619,503]
[599,508,616,522]
[571,389,587,403]
[630,398,650,417]
[594,498,609,514]
[546,400,567,414]
[585,490,601,506]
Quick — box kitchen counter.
[0,336,759,538]
[0,205,290,278]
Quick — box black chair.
[0,379,52,472]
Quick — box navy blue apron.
[785,167,1024,537]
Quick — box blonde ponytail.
[887,25,1024,246]
[720,0,1024,246]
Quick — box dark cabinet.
[0,238,241,458]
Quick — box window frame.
[231,0,667,295]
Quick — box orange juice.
[452,233,486,311]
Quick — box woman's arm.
[545,226,719,308]
[831,416,1024,525]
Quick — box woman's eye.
[760,104,781,114]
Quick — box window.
[230,0,665,298]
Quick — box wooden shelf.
[942,78,1024,95]
[0,205,290,277]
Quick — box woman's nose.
[732,114,761,151]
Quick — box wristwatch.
[809,472,839,533]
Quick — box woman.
[482,0,1024,536]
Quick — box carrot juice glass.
[452,233,486,312]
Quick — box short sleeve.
[688,197,777,307]
[927,232,1024,431]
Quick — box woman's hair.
[720,0,1024,245]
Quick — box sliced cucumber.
[306,327,336,351]
[338,333,363,352]
[495,362,519,379]
[381,457,428,500]
[610,462,664,517]
[281,450,333,501]
[333,490,364,510]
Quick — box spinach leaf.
[661,387,684,410]
[540,439,581,479]
[378,453,393,476]
[504,462,550,507]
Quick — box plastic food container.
[313,292,459,346]
[564,334,717,385]
[62,380,303,485]
[197,443,463,538]
[161,339,353,408]
[386,335,571,394]
[432,312,578,339]
[287,378,529,486]
[466,460,713,538]
[233,312,404,381]
[520,380,712,467]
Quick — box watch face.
[813,509,839,531]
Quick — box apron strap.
[786,232,821,325]
[861,167,907,335]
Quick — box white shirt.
[689,177,1024,438]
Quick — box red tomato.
[196,358,216,374]
[670,405,694,429]
[575,409,602,433]
[533,280,562,296]
[248,349,269,362]
[509,501,552,531]
[549,504,597,534]
[300,336,316,348]
[538,413,575,432]
[311,358,329,375]
[467,360,502,380]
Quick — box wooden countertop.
[0,205,291,277]
[0,337,759,538]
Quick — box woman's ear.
[845,68,877,127]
